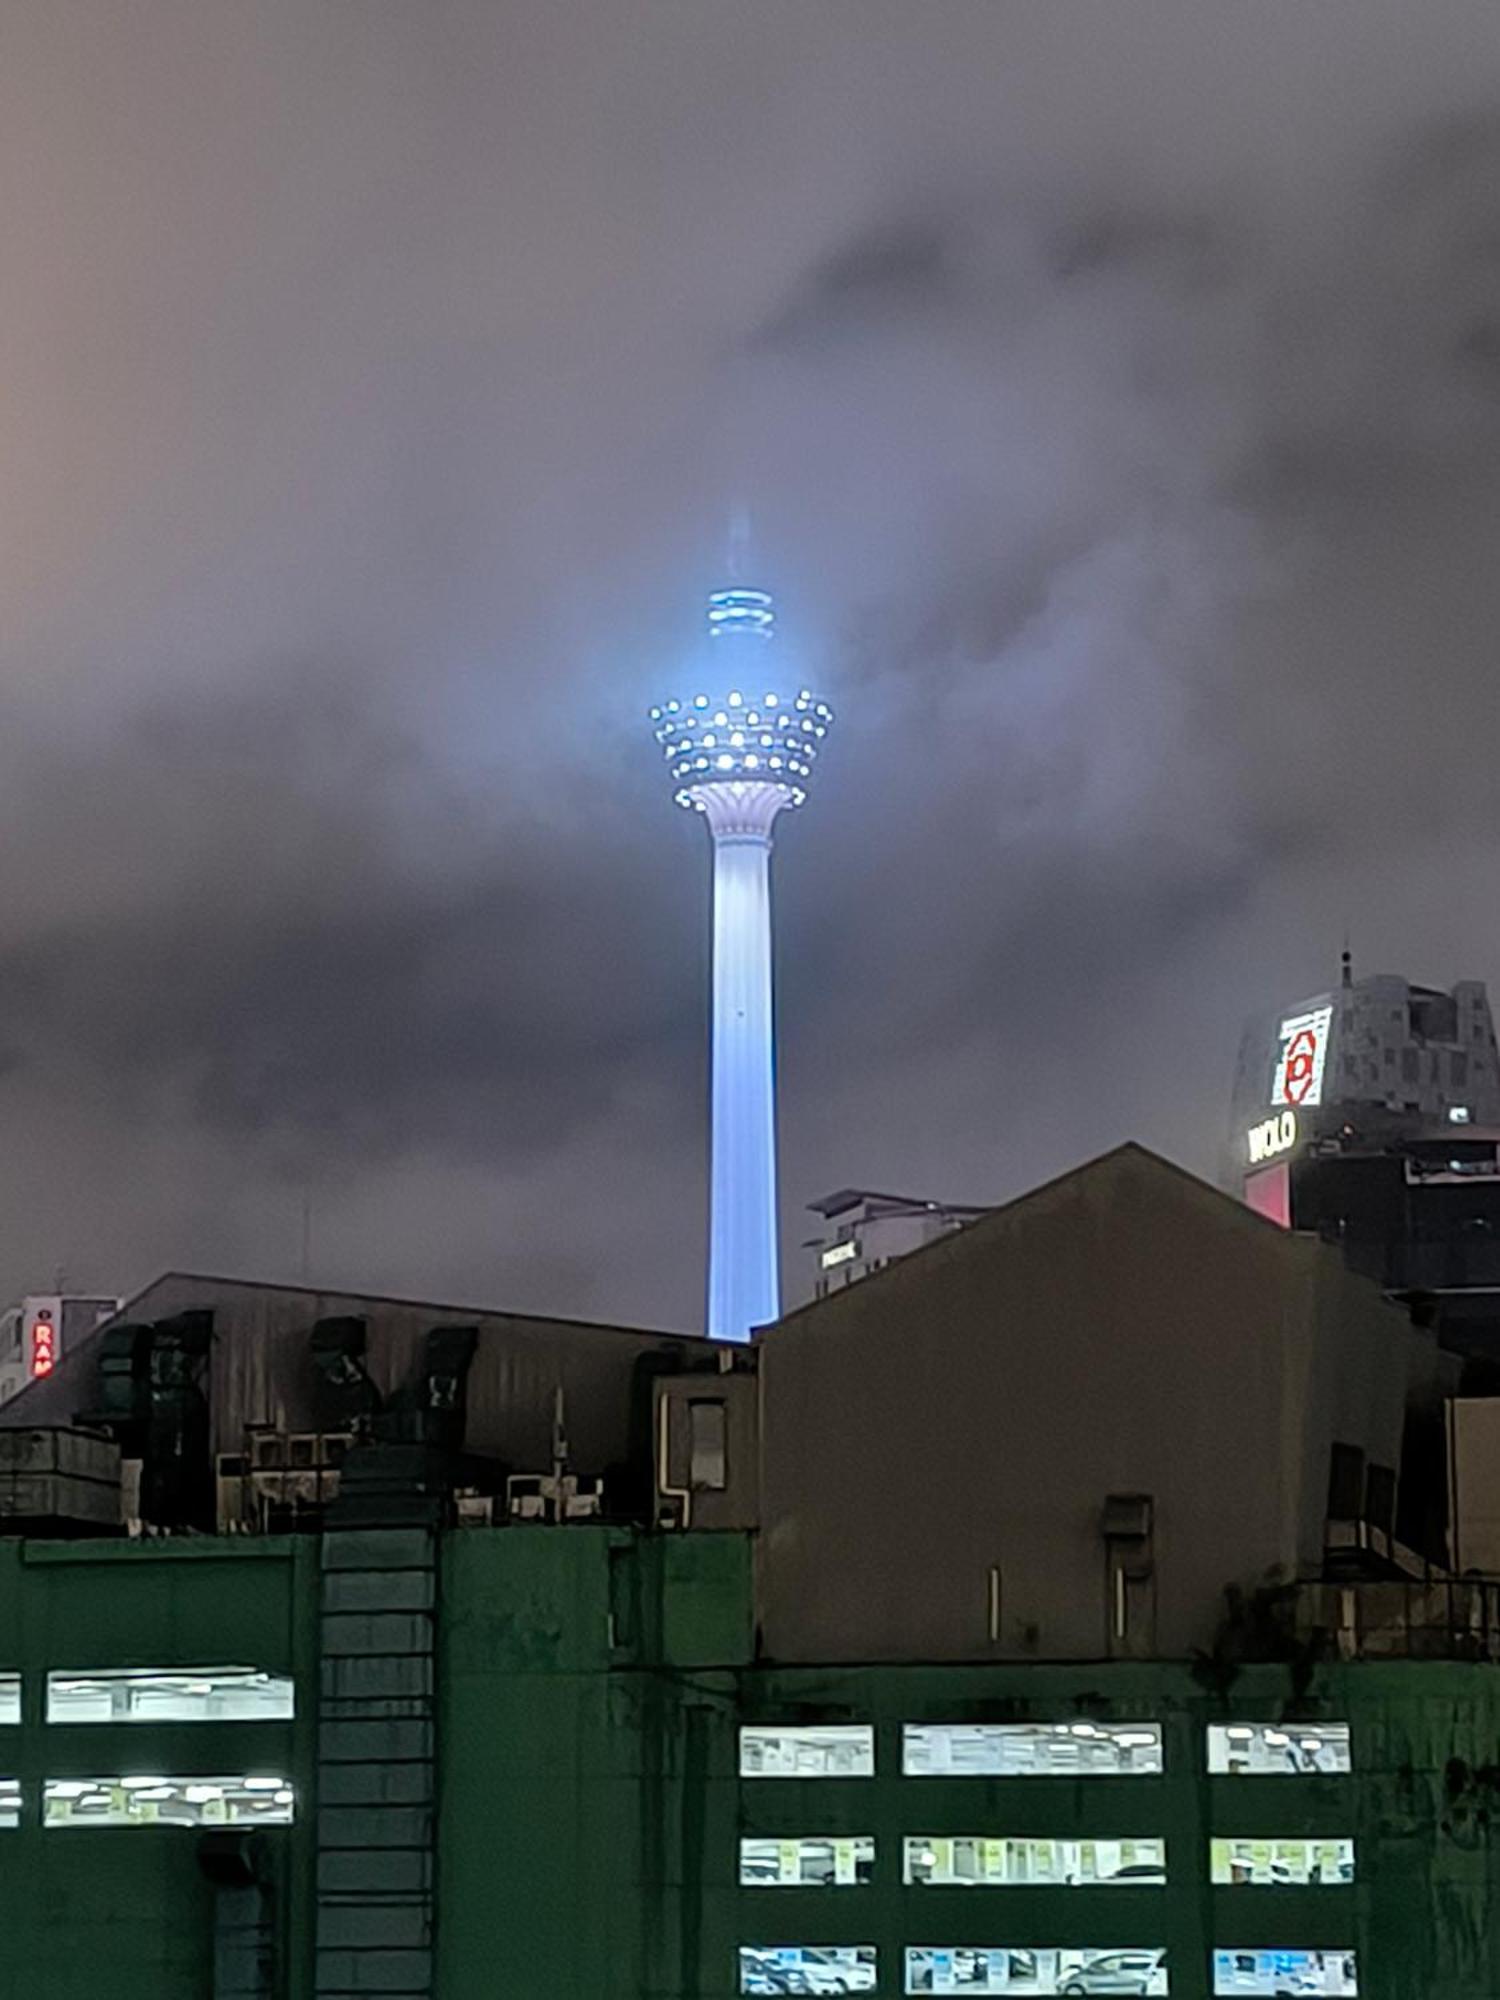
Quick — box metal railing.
[1295,1577,1500,1662]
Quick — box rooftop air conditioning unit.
[561,1475,603,1521]
[505,1471,603,1523]
[242,1430,352,1522]
[506,1475,546,1521]
[249,1431,285,1472]
[278,1435,321,1507]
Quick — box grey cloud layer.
[0,1,1497,1327]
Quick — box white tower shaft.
[707,827,780,1341]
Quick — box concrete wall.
[436,1528,752,1998]
[756,1146,1426,1665]
[1450,1397,1500,1572]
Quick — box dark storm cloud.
[1049,211,1224,290]
[759,221,956,344]
[0,665,700,1156]
[730,18,1500,1226]
[1,0,1500,1327]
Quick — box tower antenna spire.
[726,506,752,584]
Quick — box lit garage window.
[0,1674,17,1724]
[905,1947,1167,1993]
[740,1945,875,1992]
[1206,1724,1350,1775]
[1213,1950,1356,1995]
[43,1775,294,1828]
[0,1779,17,1827]
[47,1667,294,1723]
[903,1721,1163,1777]
[741,1836,874,1886]
[740,1725,874,1777]
[1211,1838,1354,1885]
[905,1835,1166,1886]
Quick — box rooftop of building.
[771,1139,1326,1332]
[0,1270,720,1492]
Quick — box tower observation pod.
[650,590,834,1341]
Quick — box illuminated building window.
[688,1400,727,1491]
[1213,1950,1356,1996]
[1211,1838,1354,1885]
[905,1835,1166,1886]
[43,1775,294,1828]
[740,1836,874,1886]
[740,1725,874,1778]
[902,1721,1163,1777]
[1206,1724,1350,1775]
[740,1946,875,1993]
[46,1667,294,1724]
[0,1673,18,1724]
[0,1779,17,1827]
[905,1947,1167,1994]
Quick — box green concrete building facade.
[0,1524,1494,2000]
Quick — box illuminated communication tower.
[650,589,834,1342]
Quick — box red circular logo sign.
[1281,1027,1319,1105]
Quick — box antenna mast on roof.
[726,505,752,584]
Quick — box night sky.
[2,1,1500,1331]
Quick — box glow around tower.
[650,588,834,1341]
